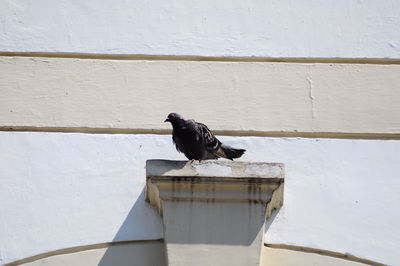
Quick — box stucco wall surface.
[0,132,399,265]
[261,247,368,266]
[18,244,365,266]
[20,241,166,266]
[1,57,400,134]
[1,0,399,58]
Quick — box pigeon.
[164,113,246,161]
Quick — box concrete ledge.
[146,159,284,179]
[146,160,284,216]
[145,160,285,266]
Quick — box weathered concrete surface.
[146,160,284,266]
[146,160,284,179]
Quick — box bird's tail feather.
[221,145,246,160]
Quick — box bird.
[164,113,246,161]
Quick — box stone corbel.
[146,160,284,266]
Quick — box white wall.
[1,1,399,265]
[1,0,400,58]
[0,132,399,265]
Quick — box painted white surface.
[0,132,399,265]
[1,0,400,58]
[1,57,400,134]
[0,133,165,264]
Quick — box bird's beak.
[164,118,170,123]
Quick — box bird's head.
[164,113,184,124]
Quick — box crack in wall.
[306,65,316,130]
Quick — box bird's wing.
[172,134,181,152]
[195,122,221,152]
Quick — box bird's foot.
[189,159,202,164]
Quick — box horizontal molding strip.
[1,52,400,64]
[1,56,399,135]
[1,126,400,140]
[4,239,163,266]
[4,240,383,266]
[265,244,385,266]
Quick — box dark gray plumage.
[164,113,246,160]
